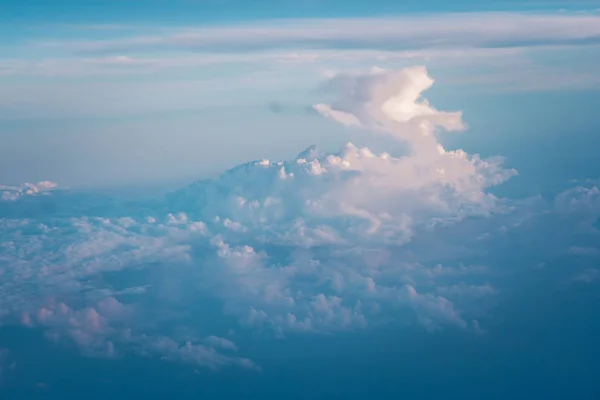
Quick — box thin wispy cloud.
[38,12,600,54]
[0,11,599,95]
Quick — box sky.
[1,1,600,399]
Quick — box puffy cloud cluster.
[1,181,57,201]
[170,67,515,246]
[0,67,598,374]
[19,296,256,370]
[314,66,465,140]
[21,297,128,358]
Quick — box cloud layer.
[43,13,600,54]
[1,66,599,374]
[3,11,600,91]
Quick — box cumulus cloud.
[30,298,125,358]
[168,67,514,247]
[18,297,256,370]
[1,181,57,201]
[314,66,464,136]
[0,66,598,375]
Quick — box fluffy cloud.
[0,66,598,374]
[169,66,514,247]
[1,181,57,201]
[19,296,256,370]
[314,66,465,135]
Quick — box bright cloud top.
[314,66,465,143]
[1,67,598,375]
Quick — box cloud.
[554,184,600,233]
[0,66,599,374]
[42,13,600,55]
[1,181,57,201]
[167,67,513,247]
[0,47,536,80]
[205,336,238,351]
[30,299,124,358]
[20,297,257,370]
[141,337,258,371]
[150,338,259,370]
[404,284,469,331]
[3,10,600,124]
[314,66,465,142]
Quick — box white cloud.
[404,284,469,331]
[1,181,57,201]
[42,13,600,54]
[23,298,128,358]
[2,12,600,95]
[19,297,257,370]
[314,66,465,143]
[0,46,545,80]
